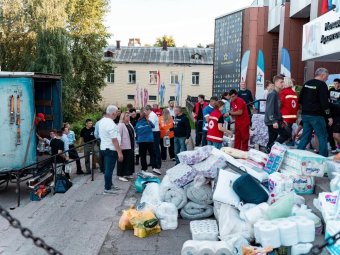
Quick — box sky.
[105,0,254,47]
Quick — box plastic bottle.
[163,135,170,147]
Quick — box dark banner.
[213,11,243,97]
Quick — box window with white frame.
[128,70,136,84]
[107,71,114,83]
[192,72,200,85]
[127,95,135,100]
[170,72,179,84]
[149,71,157,84]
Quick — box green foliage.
[183,108,195,129]
[0,0,111,122]
[71,111,103,140]
[154,35,176,47]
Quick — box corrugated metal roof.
[104,46,213,65]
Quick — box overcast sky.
[105,0,254,47]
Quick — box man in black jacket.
[297,68,333,157]
[174,106,191,164]
[264,75,291,152]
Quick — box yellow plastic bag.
[119,206,135,231]
[129,205,161,238]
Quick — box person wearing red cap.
[35,113,46,141]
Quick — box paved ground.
[0,150,332,255]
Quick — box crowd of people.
[42,67,339,194]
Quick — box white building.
[101,42,213,108]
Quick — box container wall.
[0,78,36,171]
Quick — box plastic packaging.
[159,175,187,209]
[264,142,287,174]
[292,204,322,235]
[118,206,134,231]
[155,202,178,230]
[166,163,197,187]
[291,243,313,255]
[181,240,233,255]
[318,191,338,221]
[330,173,340,192]
[248,149,268,166]
[163,135,170,147]
[190,220,219,241]
[140,183,162,211]
[265,193,294,220]
[221,147,248,159]
[213,169,241,206]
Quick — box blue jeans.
[101,149,118,190]
[297,115,328,157]
[174,137,187,164]
[208,141,222,149]
[152,131,161,169]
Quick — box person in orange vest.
[159,108,175,161]
[229,89,250,151]
[207,101,232,149]
[280,77,299,132]
[192,94,208,146]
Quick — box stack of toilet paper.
[268,172,293,203]
[280,170,315,195]
[254,216,315,248]
[181,240,232,255]
[190,220,219,241]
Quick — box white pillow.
[213,168,240,206]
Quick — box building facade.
[213,0,340,98]
[102,45,213,108]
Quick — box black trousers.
[195,120,203,146]
[152,131,161,169]
[68,144,82,172]
[139,142,156,170]
[117,149,135,177]
[266,124,291,151]
[160,137,175,160]
[202,130,208,146]
[327,124,336,150]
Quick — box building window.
[170,72,179,84]
[192,72,200,85]
[107,71,114,83]
[149,71,158,84]
[149,95,157,101]
[127,95,135,100]
[170,96,175,101]
[128,70,136,84]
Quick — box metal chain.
[0,205,63,255]
[310,230,340,254]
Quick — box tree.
[154,35,176,47]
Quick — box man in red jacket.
[229,89,250,151]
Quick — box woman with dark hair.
[135,108,157,173]
[117,112,135,181]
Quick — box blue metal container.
[0,72,62,172]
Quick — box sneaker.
[171,158,176,161]
[118,177,129,182]
[140,171,157,177]
[331,149,338,154]
[152,168,161,175]
[103,189,118,194]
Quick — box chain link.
[0,205,63,255]
[310,231,340,254]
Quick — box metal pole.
[16,173,20,207]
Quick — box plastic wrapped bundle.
[166,163,197,187]
[221,147,248,159]
[192,154,227,179]
[155,202,178,230]
[190,220,219,241]
[180,202,214,220]
[140,183,162,211]
[177,146,214,165]
[160,175,187,209]
[186,182,213,205]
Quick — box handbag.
[54,175,72,193]
[232,173,269,204]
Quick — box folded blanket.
[186,182,213,205]
[180,202,214,220]
[192,154,227,178]
[177,146,214,165]
[160,175,187,209]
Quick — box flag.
[240,50,251,84]
[159,83,166,107]
[157,70,160,104]
[280,48,291,78]
[321,0,329,14]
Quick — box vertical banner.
[144,88,148,107]
[159,83,166,107]
[157,70,160,105]
[321,0,329,14]
[240,49,251,84]
[281,48,291,78]
[256,49,265,100]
